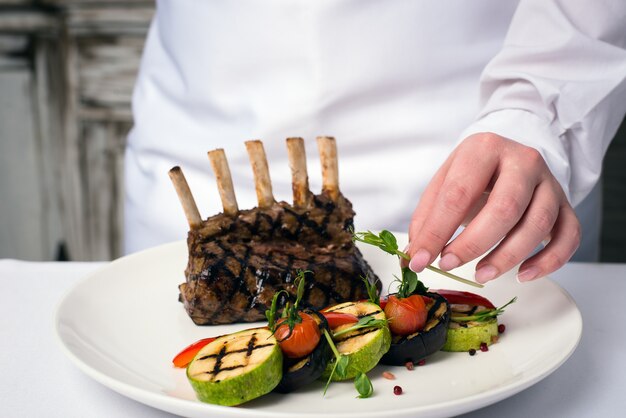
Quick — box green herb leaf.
[268,270,311,338]
[379,230,398,253]
[353,229,484,289]
[322,339,350,394]
[335,355,350,380]
[354,372,373,398]
[332,315,387,338]
[451,296,517,323]
[361,275,380,306]
[397,267,418,298]
[353,230,406,259]
[323,358,340,396]
[323,328,341,358]
[265,290,287,332]
[293,270,310,310]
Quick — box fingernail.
[439,253,461,271]
[517,266,541,282]
[409,249,431,273]
[475,265,498,283]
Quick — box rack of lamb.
[169,137,380,325]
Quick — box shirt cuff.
[459,109,574,205]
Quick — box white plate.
[55,234,582,418]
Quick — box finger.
[462,192,489,226]
[438,165,536,273]
[408,146,499,272]
[516,203,581,282]
[469,180,559,283]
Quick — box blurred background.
[0,0,624,262]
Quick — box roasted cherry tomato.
[432,289,495,309]
[321,311,359,329]
[275,312,321,358]
[172,337,216,368]
[384,294,427,336]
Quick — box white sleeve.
[460,0,626,206]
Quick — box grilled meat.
[170,137,380,325]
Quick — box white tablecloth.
[1,259,625,417]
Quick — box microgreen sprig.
[353,230,483,289]
[361,275,381,306]
[265,270,310,337]
[322,329,374,399]
[265,289,287,332]
[394,267,428,299]
[354,372,373,398]
[332,315,387,339]
[450,297,517,323]
[322,329,349,395]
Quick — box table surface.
[1,259,625,418]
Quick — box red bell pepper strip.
[172,337,216,368]
[432,289,495,309]
[321,311,359,329]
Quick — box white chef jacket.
[124,0,626,258]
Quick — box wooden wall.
[0,0,152,261]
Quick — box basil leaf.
[379,230,398,253]
[354,372,373,398]
[335,355,350,380]
[405,268,418,295]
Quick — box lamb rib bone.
[245,140,275,208]
[207,148,239,216]
[168,166,202,229]
[286,136,313,208]
[317,136,340,202]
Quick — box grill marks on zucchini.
[186,327,283,406]
[196,340,278,381]
[322,301,391,380]
[188,328,278,383]
[331,303,385,354]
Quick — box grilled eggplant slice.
[322,301,391,381]
[187,327,282,406]
[275,310,332,393]
[381,292,450,365]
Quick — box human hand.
[406,133,581,284]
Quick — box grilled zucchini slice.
[441,304,499,351]
[187,327,282,406]
[322,301,391,381]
